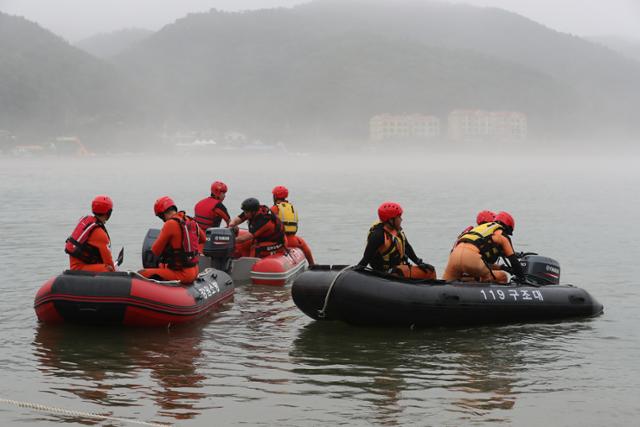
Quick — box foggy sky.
[0,0,638,42]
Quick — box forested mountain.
[2,0,640,147]
[0,12,138,141]
[114,0,640,141]
[76,28,153,59]
[588,36,640,64]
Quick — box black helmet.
[241,197,260,212]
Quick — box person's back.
[65,195,115,272]
[443,211,524,283]
[194,181,230,230]
[248,205,286,257]
[139,196,205,284]
[270,185,314,264]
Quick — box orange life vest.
[163,212,201,269]
[64,215,109,264]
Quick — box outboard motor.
[519,254,561,285]
[141,228,161,268]
[203,228,236,273]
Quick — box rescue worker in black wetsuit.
[357,202,436,279]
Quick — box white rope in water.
[0,398,171,427]
[317,265,356,318]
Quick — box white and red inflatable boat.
[144,228,308,287]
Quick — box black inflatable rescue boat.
[292,255,603,327]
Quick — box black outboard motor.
[519,254,561,285]
[203,228,235,273]
[141,228,161,268]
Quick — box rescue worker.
[270,185,315,265]
[65,195,116,272]
[357,202,436,279]
[443,211,525,284]
[228,197,286,258]
[194,181,230,229]
[138,196,205,284]
[453,210,496,248]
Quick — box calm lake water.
[0,152,638,426]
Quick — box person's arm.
[235,231,254,244]
[404,241,421,264]
[251,219,276,240]
[90,228,114,269]
[493,232,524,279]
[228,212,246,228]
[214,206,231,226]
[357,228,384,267]
[198,224,206,244]
[151,221,178,257]
[405,240,435,272]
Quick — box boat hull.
[34,269,234,327]
[292,268,603,327]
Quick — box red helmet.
[211,181,228,198]
[154,196,176,216]
[378,202,403,222]
[495,211,515,232]
[272,185,289,199]
[476,210,495,225]
[91,195,113,215]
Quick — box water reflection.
[290,320,595,425]
[32,323,208,422]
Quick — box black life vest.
[249,206,286,255]
[162,212,201,269]
[64,215,109,264]
[458,222,510,263]
[367,222,407,271]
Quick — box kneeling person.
[357,202,436,280]
[139,196,205,284]
[443,211,525,284]
[229,197,286,258]
[65,195,116,272]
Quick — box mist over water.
[0,152,639,425]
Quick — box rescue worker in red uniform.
[194,181,230,230]
[65,195,115,272]
[443,211,525,284]
[138,196,206,284]
[228,197,286,258]
[270,185,315,265]
[357,202,437,280]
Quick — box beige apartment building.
[447,110,527,142]
[369,114,441,142]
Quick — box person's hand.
[418,262,435,273]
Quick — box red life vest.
[64,215,109,264]
[194,197,229,229]
[163,212,201,269]
[249,206,286,256]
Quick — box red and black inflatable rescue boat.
[34,269,234,327]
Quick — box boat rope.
[129,271,182,286]
[0,397,170,427]
[317,265,355,319]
